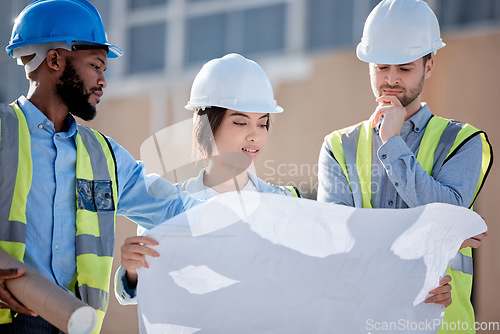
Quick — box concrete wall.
[91,28,500,333]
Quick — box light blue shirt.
[317,103,483,208]
[17,96,200,291]
[114,168,299,305]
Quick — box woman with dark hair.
[115,53,299,304]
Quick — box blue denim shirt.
[317,103,483,208]
[17,96,200,291]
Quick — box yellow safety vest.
[0,102,118,333]
[285,186,301,198]
[327,116,492,333]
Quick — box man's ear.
[46,49,63,71]
[424,57,434,80]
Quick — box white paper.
[137,192,486,334]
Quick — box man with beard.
[0,1,199,333]
[317,0,492,333]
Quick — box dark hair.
[193,107,270,158]
[422,53,432,64]
[193,107,226,158]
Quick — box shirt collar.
[407,103,432,133]
[17,96,78,137]
[187,168,259,195]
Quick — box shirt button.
[394,182,399,187]
[415,127,420,132]
[55,244,59,250]
[57,168,60,173]
[388,200,394,206]
[38,124,43,129]
[56,205,59,210]
[45,120,50,125]
[381,154,387,159]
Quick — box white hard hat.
[356,0,446,64]
[185,53,283,113]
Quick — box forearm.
[378,135,482,208]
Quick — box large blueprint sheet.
[137,192,486,333]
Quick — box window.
[104,0,500,78]
[437,0,500,29]
[306,0,355,51]
[129,0,168,10]
[242,4,286,55]
[186,13,228,65]
[185,3,287,67]
[128,23,167,74]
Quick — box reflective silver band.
[341,124,363,208]
[77,126,115,247]
[430,120,463,178]
[75,225,114,257]
[449,252,473,276]
[0,105,27,243]
[78,283,109,312]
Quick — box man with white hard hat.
[0,1,199,333]
[318,0,492,332]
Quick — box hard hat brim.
[185,104,284,114]
[356,41,446,65]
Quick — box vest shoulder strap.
[326,121,368,185]
[327,120,372,208]
[285,185,301,198]
[418,115,493,208]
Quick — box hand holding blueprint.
[137,192,486,333]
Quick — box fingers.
[0,291,37,316]
[0,268,25,279]
[376,95,403,107]
[426,276,453,308]
[473,232,487,241]
[460,232,487,249]
[425,292,452,308]
[438,275,452,286]
[0,270,37,316]
[121,236,160,274]
[124,236,159,247]
[460,239,480,249]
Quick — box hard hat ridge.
[356,0,445,64]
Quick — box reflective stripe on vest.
[0,104,31,253]
[0,103,32,325]
[417,116,493,209]
[327,116,492,210]
[327,120,373,208]
[327,115,493,332]
[74,125,118,333]
[0,102,117,333]
[449,252,473,276]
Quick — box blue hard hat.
[5,0,123,58]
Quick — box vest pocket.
[77,179,115,212]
